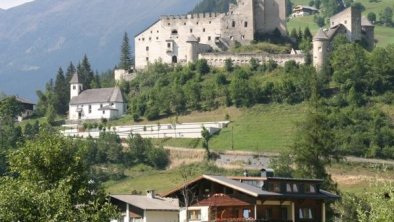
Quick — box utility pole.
[231,126,234,150]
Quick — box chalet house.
[292,5,319,17]
[68,73,126,121]
[164,170,339,222]
[15,96,35,122]
[110,190,179,222]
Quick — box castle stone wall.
[199,52,305,67]
[135,0,287,70]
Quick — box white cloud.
[0,0,35,10]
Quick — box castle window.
[150,30,153,34]
[146,46,149,51]
[142,38,145,41]
[171,29,178,35]
[149,37,152,41]
[230,36,234,40]
[244,21,248,27]
[167,42,171,48]
[242,35,245,40]
[197,37,201,42]
[344,20,347,24]
[172,56,178,63]
[208,36,211,41]
[184,22,186,25]
[318,46,322,52]
[156,37,159,40]
[203,28,206,32]
[190,28,193,33]
[209,21,211,24]
[103,110,105,114]
[168,23,171,26]
[197,21,199,25]
[232,21,236,27]
[146,57,149,61]
[157,30,159,33]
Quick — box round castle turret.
[186,35,199,63]
[313,29,329,71]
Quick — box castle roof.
[69,73,80,84]
[70,87,124,105]
[361,16,374,27]
[313,28,328,41]
[186,35,199,42]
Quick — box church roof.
[313,28,329,41]
[69,73,80,84]
[70,87,124,105]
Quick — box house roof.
[193,193,252,207]
[163,175,280,198]
[163,174,340,201]
[69,73,80,84]
[69,87,124,105]
[110,195,179,211]
[15,96,35,105]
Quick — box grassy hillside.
[289,0,394,47]
[149,103,306,152]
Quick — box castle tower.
[186,35,199,63]
[69,73,83,99]
[313,29,329,71]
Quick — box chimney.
[146,190,155,199]
[261,168,274,178]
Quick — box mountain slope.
[0,0,200,99]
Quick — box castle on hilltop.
[134,0,290,69]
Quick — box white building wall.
[179,207,209,222]
[69,102,125,121]
[143,211,178,222]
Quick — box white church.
[68,73,126,121]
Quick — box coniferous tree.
[54,67,68,115]
[77,55,94,89]
[119,32,132,70]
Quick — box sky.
[0,0,34,9]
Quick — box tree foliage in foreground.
[0,132,119,221]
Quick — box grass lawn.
[287,15,321,35]
[152,103,306,152]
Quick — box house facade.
[164,171,339,222]
[68,73,126,121]
[291,5,319,17]
[110,191,179,222]
[134,0,287,69]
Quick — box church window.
[88,105,92,113]
[146,46,149,51]
[100,104,103,109]
[103,110,105,114]
[232,21,236,27]
[73,85,76,90]
[244,21,248,27]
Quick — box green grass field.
[152,103,306,152]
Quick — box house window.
[146,46,149,51]
[244,21,248,27]
[286,183,299,192]
[264,208,273,220]
[299,208,313,219]
[293,184,299,192]
[304,184,316,193]
[188,210,201,220]
[268,183,281,192]
[88,105,92,114]
[243,209,251,218]
[232,21,236,27]
[281,207,288,220]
